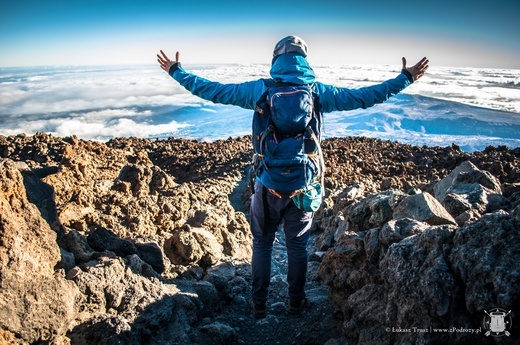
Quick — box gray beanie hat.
[273,35,308,58]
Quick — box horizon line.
[1,62,519,71]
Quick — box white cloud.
[0,64,519,151]
[1,115,190,141]
[0,65,193,116]
[51,117,190,141]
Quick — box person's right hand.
[157,50,180,73]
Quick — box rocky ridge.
[0,132,519,344]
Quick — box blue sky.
[1,0,519,68]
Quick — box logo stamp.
[483,308,512,337]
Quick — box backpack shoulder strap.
[254,79,274,112]
[262,78,277,88]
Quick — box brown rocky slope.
[0,132,519,344]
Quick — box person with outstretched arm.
[157,36,428,318]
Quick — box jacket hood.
[269,53,315,85]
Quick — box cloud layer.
[0,64,519,149]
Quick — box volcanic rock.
[1,133,519,344]
[393,192,457,225]
[0,159,79,344]
[317,159,520,345]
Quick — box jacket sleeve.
[170,65,266,110]
[314,71,413,113]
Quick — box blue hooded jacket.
[169,53,413,189]
[170,52,413,113]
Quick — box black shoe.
[250,299,267,319]
[287,298,306,315]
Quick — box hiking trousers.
[250,181,313,305]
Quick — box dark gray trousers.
[250,181,313,304]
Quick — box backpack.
[250,79,325,211]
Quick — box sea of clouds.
[0,64,519,152]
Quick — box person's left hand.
[157,50,180,73]
[402,57,429,81]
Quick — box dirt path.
[217,171,344,345]
[213,229,344,345]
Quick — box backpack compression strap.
[305,126,326,191]
[257,125,275,164]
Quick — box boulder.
[87,227,138,256]
[393,192,457,226]
[85,228,167,273]
[135,241,168,274]
[117,164,174,198]
[319,206,520,344]
[0,159,79,344]
[433,160,478,202]
[450,212,520,314]
[198,322,237,345]
[317,231,374,313]
[435,161,510,225]
[452,168,501,194]
[378,218,429,247]
[19,164,61,232]
[165,225,223,266]
[343,189,407,233]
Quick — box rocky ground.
[0,132,519,345]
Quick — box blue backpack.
[251,79,325,211]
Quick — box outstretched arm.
[316,56,429,113]
[156,49,266,110]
